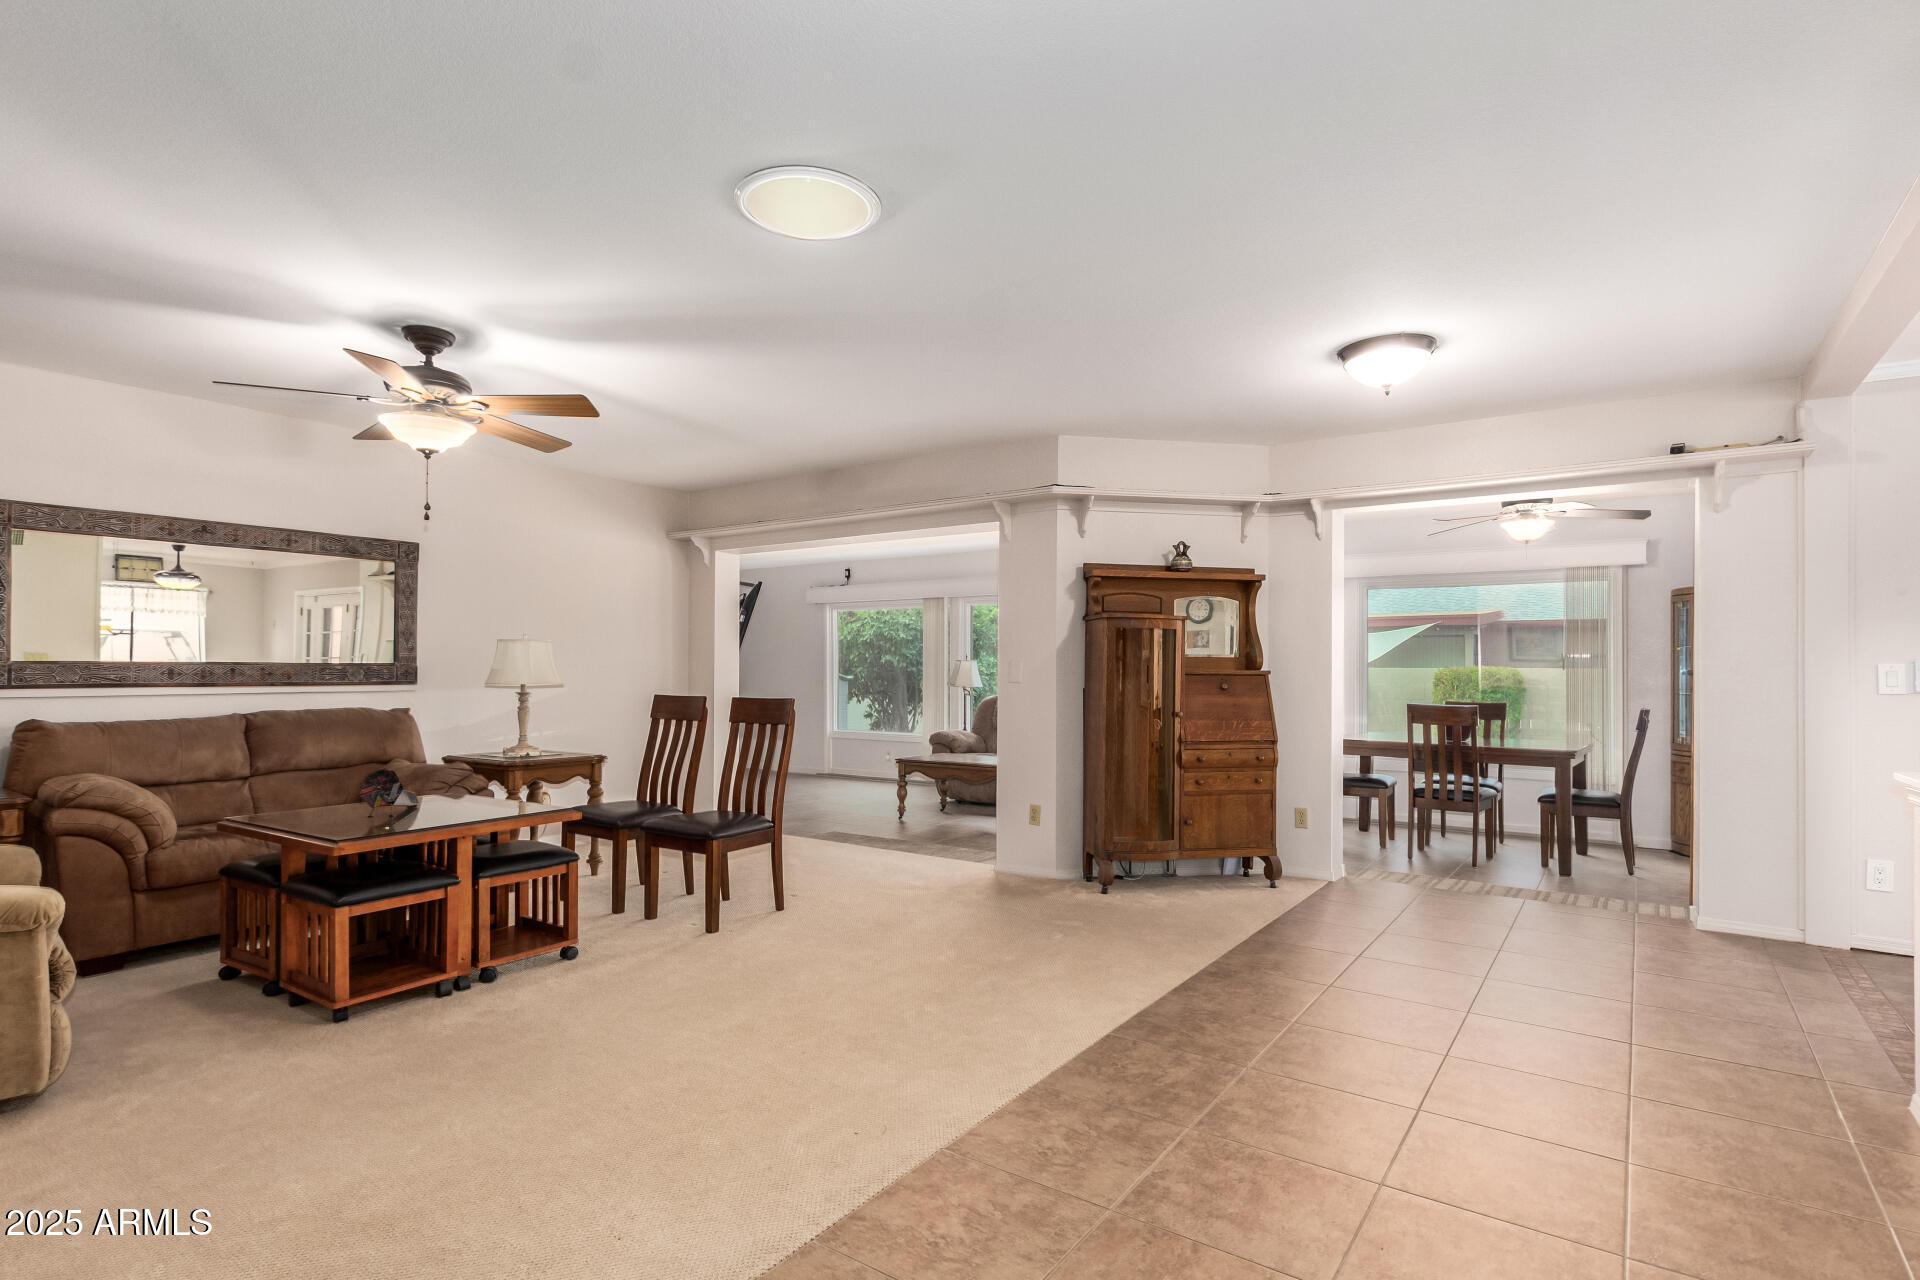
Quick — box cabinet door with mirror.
[2,500,416,688]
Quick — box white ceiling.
[3,2,1917,489]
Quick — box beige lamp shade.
[486,638,563,689]
[948,659,982,690]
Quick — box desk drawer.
[1180,747,1274,770]
[1183,770,1271,794]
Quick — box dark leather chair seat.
[643,809,775,841]
[280,863,459,908]
[1411,782,1497,800]
[473,839,579,879]
[218,853,314,887]
[1537,788,1623,808]
[1344,773,1396,789]
[570,800,677,830]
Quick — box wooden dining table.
[1343,736,1592,875]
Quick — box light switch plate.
[1878,663,1911,695]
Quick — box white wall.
[737,548,998,776]
[0,362,689,811]
[1338,493,1695,849]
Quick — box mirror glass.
[10,530,397,664]
[1174,595,1238,658]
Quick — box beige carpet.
[4,838,1318,1279]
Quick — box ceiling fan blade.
[1427,517,1503,536]
[353,423,397,441]
[475,413,570,453]
[471,394,599,418]
[212,380,376,401]
[1431,512,1509,523]
[344,348,425,395]
[1548,508,1651,520]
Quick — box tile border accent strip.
[1344,866,1689,919]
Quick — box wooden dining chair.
[1540,708,1651,874]
[1446,699,1509,846]
[640,698,795,934]
[1406,703,1499,866]
[562,694,707,915]
[1343,774,1397,849]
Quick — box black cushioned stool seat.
[280,864,459,908]
[474,839,579,879]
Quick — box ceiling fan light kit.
[1429,497,1654,542]
[214,323,599,523]
[152,543,203,590]
[1337,332,1438,395]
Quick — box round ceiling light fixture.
[735,166,881,240]
[153,543,203,591]
[377,406,478,453]
[1337,332,1438,395]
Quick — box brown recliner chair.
[927,694,997,805]
[0,843,73,1102]
[3,708,489,967]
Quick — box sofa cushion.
[148,779,253,830]
[243,707,424,775]
[248,765,387,814]
[4,714,249,800]
[148,827,272,891]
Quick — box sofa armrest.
[0,845,40,888]
[35,775,177,850]
[929,731,986,755]
[0,881,69,1101]
[0,883,64,936]
[386,760,492,798]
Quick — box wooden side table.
[442,751,609,873]
[0,790,27,843]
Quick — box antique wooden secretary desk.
[1082,563,1280,892]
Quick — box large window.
[1356,569,1622,784]
[834,604,925,732]
[98,583,207,661]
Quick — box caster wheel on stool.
[262,981,283,998]
[560,945,579,961]
[218,965,240,981]
[434,979,454,997]
[331,1008,349,1023]
[288,994,308,1007]
[1099,884,1109,895]
[478,967,498,984]
[453,974,472,991]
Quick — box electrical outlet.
[1294,807,1309,829]
[1028,804,1042,827]
[1867,859,1895,892]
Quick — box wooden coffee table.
[894,753,997,819]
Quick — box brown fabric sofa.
[3,708,489,965]
[1,843,73,1102]
[927,695,997,805]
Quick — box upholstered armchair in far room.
[0,844,74,1103]
[927,695,997,805]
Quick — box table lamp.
[949,658,982,720]
[487,638,563,757]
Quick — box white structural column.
[1693,463,1805,939]
[1801,397,1856,948]
[1901,774,1920,1125]
[687,544,742,805]
[1267,508,1345,881]
[995,500,1081,878]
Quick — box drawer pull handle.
[1182,817,1194,826]
[1218,681,1230,690]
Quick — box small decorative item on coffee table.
[442,750,609,869]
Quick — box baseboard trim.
[1850,934,1916,957]
[1693,915,1804,943]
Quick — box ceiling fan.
[214,324,599,520]
[1430,498,1651,543]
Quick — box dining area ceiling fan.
[213,324,599,520]
[1430,497,1651,543]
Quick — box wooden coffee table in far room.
[894,753,997,820]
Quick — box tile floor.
[765,824,1919,1279]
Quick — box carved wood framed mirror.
[0,500,418,688]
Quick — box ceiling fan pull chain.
[420,448,435,524]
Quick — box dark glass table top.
[224,795,577,844]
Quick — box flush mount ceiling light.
[1337,332,1438,395]
[735,166,881,240]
